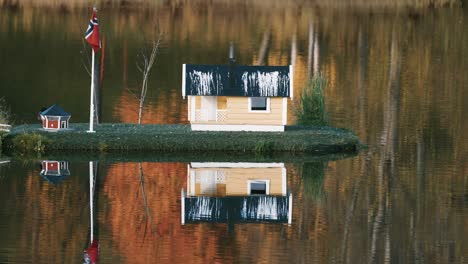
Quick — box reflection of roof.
[183,195,291,223]
[40,104,70,117]
[184,64,291,97]
[39,173,70,184]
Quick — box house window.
[248,180,270,195]
[249,97,270,112]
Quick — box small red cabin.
[40,104,71,130]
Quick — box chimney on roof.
[229,42,235,64]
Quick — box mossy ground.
[2,123,360,155]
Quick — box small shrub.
[296,75,328,126]
[12,133,50,154]
[98,142,109,152]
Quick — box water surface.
[0,3,467,263]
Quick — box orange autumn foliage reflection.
[102,162,230,263]
[114,89,187,124]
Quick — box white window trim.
[282,97,287,125]
[289,65,294,100]
[182,64,186,99]
[247,180,270,195]
[248,97,270,113]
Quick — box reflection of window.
[248,180,270,195]
[250,97,269,111]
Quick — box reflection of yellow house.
[182,163,292,224]
[187,162,287,196]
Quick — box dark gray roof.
[40,104,70,117]
[39,173,70,184]
[184,64,291,97]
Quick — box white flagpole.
[87,50,96,133]
[89,161,94,242]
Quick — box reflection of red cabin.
[40,160,70,177]
[40,104,71,130]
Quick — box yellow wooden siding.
[190,96,286,125]
[225,97,283,125]
[191,167,284,196]
[225,167,283,195]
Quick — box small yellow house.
[182,64,293,132]
[181,162,292,224]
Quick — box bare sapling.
[136,33,162,124]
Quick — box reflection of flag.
[83,240,99,264]
[84,8,100,52]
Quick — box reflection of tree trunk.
[384,227,391,264]
[123,40,127,89]
[256,29,270,66]
[369,29,400,264]
[342,143,373,264]
[291,30,297,66]
[307,21,314,79]
[358,27,368,139]
[340,172,361,264]
[368,179,386,264]
[139,162,155,236]
[413,140,425,263]
[313,30,320,76]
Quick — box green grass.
[2,123,360,155]
[295,76,328,126]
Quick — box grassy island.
[2,123,360,155]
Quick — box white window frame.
[247,180,270,195]
[248,97,270,113]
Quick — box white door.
[201,96,217,121]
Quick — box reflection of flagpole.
[85,161,99,264]
[87,51,96,133]
[89,161,94,242]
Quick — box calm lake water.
[0,2,467,263]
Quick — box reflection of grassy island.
[2,124,360,155]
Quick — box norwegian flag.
[84,8,101,52]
